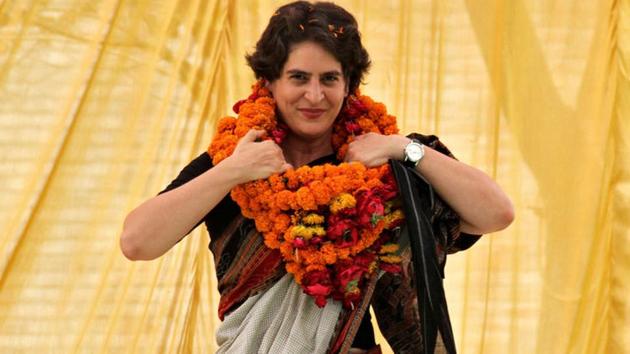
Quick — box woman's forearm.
[415,146,514,235]
[120,129,292,261]
[344,133,514,235]
[119,159,242,261]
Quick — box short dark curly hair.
[246,1,371,94]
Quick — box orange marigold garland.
[208,81,405,308]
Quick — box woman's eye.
[290,74,307,81]
[323,75,338,82]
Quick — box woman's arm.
[120,159,243,261]
[120,129,291,261]
[344,133,514,235]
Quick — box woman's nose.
[304,80,324,103]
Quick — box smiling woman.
[119,1,513,353]
[267,41,349,166]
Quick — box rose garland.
[208,81,405,308]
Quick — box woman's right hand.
[221,129,293,184]
[120,129,291,261]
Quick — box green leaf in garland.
[345,279,359,292]
[370,214,383,227]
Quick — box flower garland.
[208,81,405,308]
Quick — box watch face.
[407,144,424,161]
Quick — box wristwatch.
[403,139,425,168]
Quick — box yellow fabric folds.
[0,1,627,353]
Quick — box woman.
[120,1,513,353]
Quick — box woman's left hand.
[343,133,410,167]
[345,133,514,234]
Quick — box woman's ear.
[264,79,275,94]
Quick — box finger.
[279,163,293,172]
[240,129,265,144]
[257,141,280,156]
[343,151,352,162]
[261,139,278,148]
[267,142,287,158]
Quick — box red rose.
[292,237,307,249]
[354,189,369,209]
[342,288,362,308]
[271,122,288,144]
[271,129,286,144]
[353,99,368,112]
[326,214,357,240]
[381,170,397,188]
[343,96,368,118]
[344,120,362,135]
[336,227,359,248]
[333,257,374,308]
[327,214,361,247]
[353,253,376,268]
[358,200,385,227]
[305,283,331,296]
[380,262,402,274]
[339,207,357,218]
[248,91,259,101]
[310,236,322,245]
[344,105,360,118]
[373,184,397,201]
[336,264,364,290]
[365,199,385,216]
[306,286,330,307]
[303,270,331,289]
[232,99,247,114]
[302,270,333,308]
[355,189,386,227]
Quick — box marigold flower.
[255,217,272,233]
[379,255,402,264]
[284,169,300,189]
[329,193,356,214]
[286,262,304,283]
[305,264,326,273]
[379,243,400,254]
[217,117,237,132]
[302,213,325,224]
[291,225,325,240]
[384,209,405,228]
[275,190,295,211]
[274,214,291,233]
[309,180,332,205]
[269,174,286,192]
[311,165,325,180]
[296,186,317,210]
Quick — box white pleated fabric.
[215,274,343,354]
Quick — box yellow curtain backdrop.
[0,0,627,353]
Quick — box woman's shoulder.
[158,152,213,195]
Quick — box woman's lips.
[298,109,325,119]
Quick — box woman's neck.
[281,132,334,167]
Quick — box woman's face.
[267,41,348,141]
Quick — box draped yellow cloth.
[0,0,627,353]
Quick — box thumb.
[239,129,265,144]
[280,162,294,173]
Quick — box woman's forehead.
[283,41,343,73]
